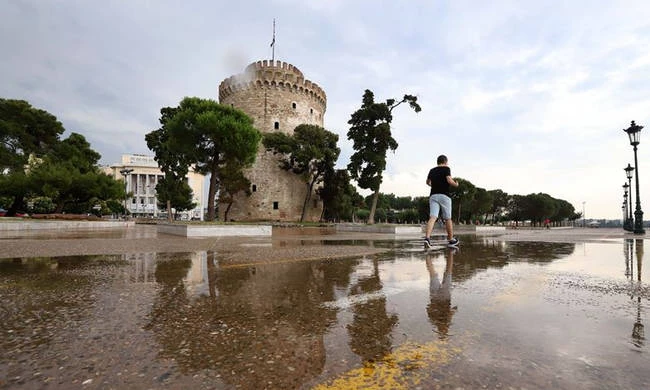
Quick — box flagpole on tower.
[270,18,276,62]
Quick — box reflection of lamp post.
[632,239,644,347]
[623,121,645,234]
[119,168,133,217]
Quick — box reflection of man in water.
[426,248,457,339]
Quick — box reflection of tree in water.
[347,258,399,362]
[426,250,456,340]
[145,253,358,389]
[451,239,576,283]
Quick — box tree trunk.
[7,194,23,216]
[167,200,172,223]
[224,201,233,222]
[301,178,317,223]
[55,201,65,214]
[207,164,219,221]
[368,189,379,224]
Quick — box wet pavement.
[0,226,648,389]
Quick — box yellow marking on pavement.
[313,340,461,389]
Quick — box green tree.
[450,178,476,223]
[553,199,576,223]
[488,189,509,224]
[347,89,421,224]
[146,106,192,221]
[320,169,363,222]
[155,176,196,219]
[506,194,525,226]
[147,98,261,221]
[522,193,557,225]
[29,133,123,213]
[263,124,340,222]
[471,187,494,223]
[0,99,64,215]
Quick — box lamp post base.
[634,209,645,234]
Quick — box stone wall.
[218,60,327,222]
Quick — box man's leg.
[445,218,453,240]
[426,215,437,239]
[426,195,440,239]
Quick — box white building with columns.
[104,154,205,220]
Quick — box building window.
[292,102,296,109]
[274,121,280,130]
[310,108,313,114]
[273,201,279,210]
[252,184,257,192]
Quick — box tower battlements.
[219,60,327,108]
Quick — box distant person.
[426,248,457,339]
[544,218,550,229]
[424,155,459,248]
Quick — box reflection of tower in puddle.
[123,253,157,283]
[632,239,644,347]
[183,251,209,296]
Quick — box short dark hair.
[437,155,448,165]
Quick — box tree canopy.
[347,89,421,224]
[263,124,340,222]
[146,97,261,221]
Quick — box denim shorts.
[429,194,452,220]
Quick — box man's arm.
[426,178,431,187]
[446,176,459,187]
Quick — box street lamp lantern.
[623,120,645,234]
[625,163,634,180]
[624,120,642,146]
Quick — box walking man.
[424,155,459,248]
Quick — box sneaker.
[423,237,433,248]
[447,238,459,247]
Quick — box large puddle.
[1,236,648,389]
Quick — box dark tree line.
[0,99,124,216]
[321,174,580,226]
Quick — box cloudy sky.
[3,0,650,219]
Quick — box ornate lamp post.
[623,121,645,234]
[119,168,133,217]
[625,163,635,230]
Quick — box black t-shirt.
[428,166,451,196]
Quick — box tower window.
[310,108,313,114]
[273,201,279,210]
[274,122,280,130]
[252,184,257,192]
[292,102,296,109]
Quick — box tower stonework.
[218,60,327,221]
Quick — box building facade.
[105,154,205,220]
[218,60,327,222]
